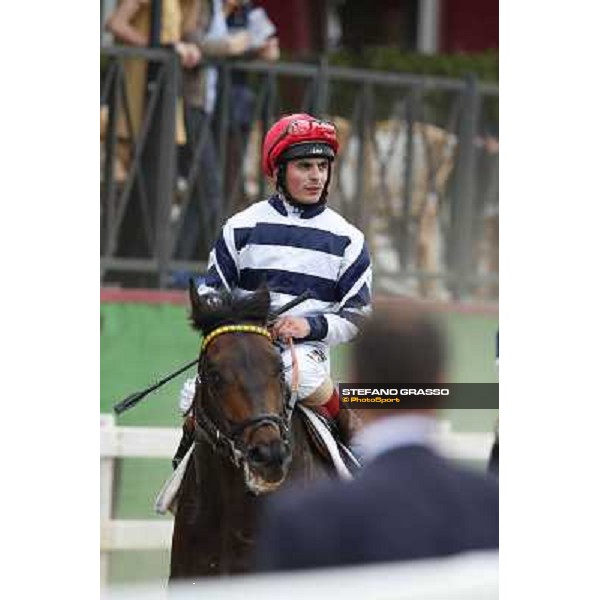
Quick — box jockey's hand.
[179,378,196,416]
[272,316,310,341]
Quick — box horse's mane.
[189,284,271,335]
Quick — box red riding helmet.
[261,113,339,178]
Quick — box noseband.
[193,324,292,469]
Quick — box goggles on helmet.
[262,114,339,178]
[285,118,336,138]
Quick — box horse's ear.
[188,278,203,324]
[255,282,271,310]
[254,282,272,320]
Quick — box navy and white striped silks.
[198,195,372,346]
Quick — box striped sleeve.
[196,220,240,295]
[323,235,372,346]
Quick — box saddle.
[296,405,361,477]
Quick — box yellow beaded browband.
[201,324,272,351]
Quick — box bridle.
[192,324,293,470]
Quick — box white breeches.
[280,342,331,405]
[178,342,332,416]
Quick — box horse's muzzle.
[246,439,290,475]
[243,437,290,493]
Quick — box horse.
[169,282,333,579]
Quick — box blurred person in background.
[105,0,201,178]
[174,0,279,263]
[254,307,499,571]
[224,0,280,113]
[222,0,280,213]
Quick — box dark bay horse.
[169,283,333,579]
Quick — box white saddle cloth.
[154,443,194,515]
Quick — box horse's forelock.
[233,285,271,325]
[189,286,271,335]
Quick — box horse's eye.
[207,370,223,387]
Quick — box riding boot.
[334,406,363,447]
[317,389,362,447]
[172,416,196,470]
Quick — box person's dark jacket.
[255,445,499,572]
[488,436,499,475]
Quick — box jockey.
[176,113,372,460]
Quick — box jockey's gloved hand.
[179,377,196,416]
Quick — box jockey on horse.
[174,112,372,467]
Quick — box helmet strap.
[320,162,332,203]
[275,163,288,197]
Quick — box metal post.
[217,63,231,226]
[417,0,440,55]
[354,85,370,231]
[258,71,276,201]
[149,0,163,47]
[101,59,120,258]
[450,73,481,299]
[400,87,418,270]
[143,52,177,288]
[314,56,330,117]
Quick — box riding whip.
[113,289,312,415]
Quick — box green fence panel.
[101,299,498,585]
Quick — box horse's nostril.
[247,445,266,464]
[269,441,285,464]
[247,441,287,466]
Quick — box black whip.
[113,290,312,415]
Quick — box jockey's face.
[284,157,330,204]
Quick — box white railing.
[101,551,499,599]
[100,414,494,583]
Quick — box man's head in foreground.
[353,306,447,424]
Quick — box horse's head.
[188,281,292,494]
